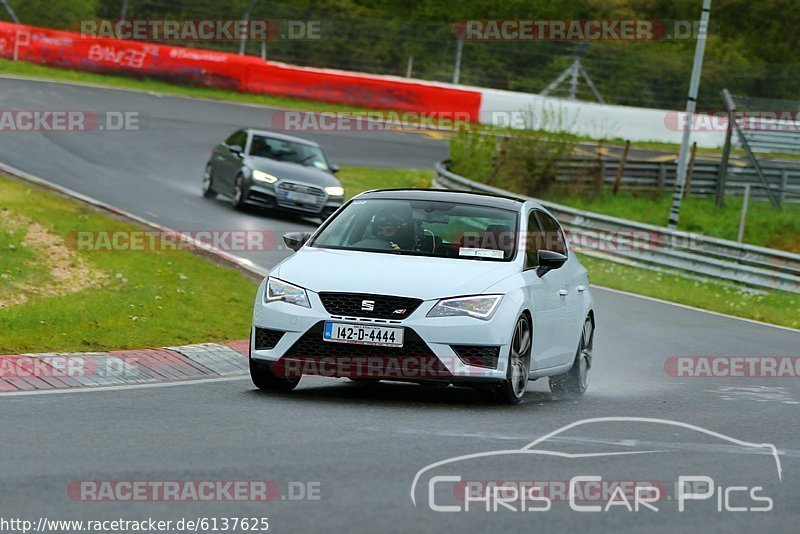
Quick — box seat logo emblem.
[361,300,375,311]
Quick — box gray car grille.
[276,181,325,208]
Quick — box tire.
[231,173,247,210]
[479,314,532,405]
[348,378,382,386]
[549,317,593,397]
[250,358,300,392]
[202,164,216,198]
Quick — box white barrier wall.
[477,87,728,148]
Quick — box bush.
[449,109,577,197]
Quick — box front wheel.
[250,359,300,392]
[549,317,593,397]
[231,174,247,210]
[202,164,216,198]
[479,314,531,405]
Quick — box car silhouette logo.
[361,300,375,311]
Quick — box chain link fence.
[3,0,800,111]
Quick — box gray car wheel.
[202,164,216,198]
[479,314,531,405]
[231,173,247,210]
[549,317,593,397]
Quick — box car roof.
[355,188,528,210]
[245,128,320,147]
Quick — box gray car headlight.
[427,294,503,320]
[265,277,311,308]
[324,186,344,197]
[252,170,278,184]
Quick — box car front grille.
[450,345,501,369]
[279,322,451,379]
[254,327,285,350]
[318,293,423,320]
[275,181,325,209]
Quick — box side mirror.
[283,231,312,252]
[228,145,243,156]
[536,250,567,277]
[329,164,340,174]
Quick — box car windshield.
[249,135,328,171]
[310,198,518,261]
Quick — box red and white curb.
[0,340,249,393]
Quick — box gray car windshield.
[249,135,328,171]
[311,198,518,261]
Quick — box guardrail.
[554,158,800,203]
[433,161,800,293]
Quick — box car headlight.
[427,294,503,320]
[324,186,344,197]
[252,170,278,184]
[265,277,311,308]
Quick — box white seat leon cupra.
[250,189,595,404]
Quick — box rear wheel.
[479,314,531,405]
[250,359,300,392]
[202,164,216,198]
[549,317,593,397]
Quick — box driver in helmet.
[371,211,406,250]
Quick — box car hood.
[246,156,339,187]
[273,247,518,300]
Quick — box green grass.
[337,166,433,200]
[0,173,258,354]
[579,254,800,329]
[547,191,800,251]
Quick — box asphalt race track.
[1,77,799,533]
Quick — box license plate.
[323,322,404,347]
[285,191,318,204]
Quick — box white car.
[249,189,595,404]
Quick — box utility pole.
[667,0,712,229]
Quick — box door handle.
[577,285,587,292]
[558,289,569,297]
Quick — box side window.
[534,211,567,257]
[525,210,543,268]
[224,130,247,148]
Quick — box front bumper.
[246,181,343,217]
[251,287,516,382]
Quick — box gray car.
[203,128,344,219]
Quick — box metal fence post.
[779,169,788,207]
[684,141,697,199]
[613,140,630,194]
[737,184,750,243]
[0,0,19,23]
[238,0,259,56]
[452,39,463,84]
[657,163,666,193]
[715,97,734,207]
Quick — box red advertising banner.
[0,21,481,119]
